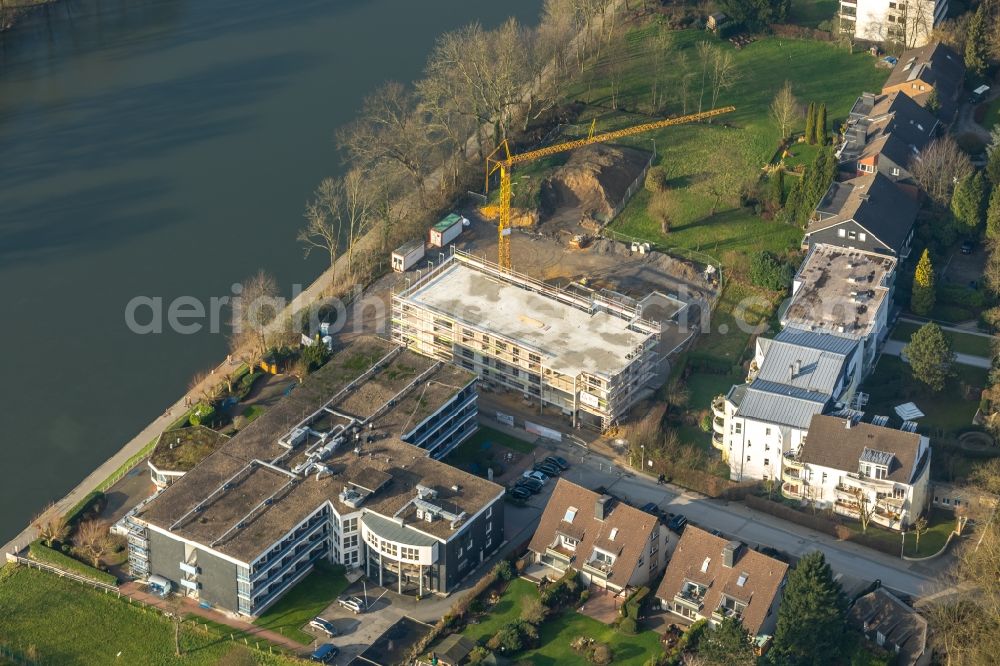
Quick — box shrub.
[469,598,485,614]
[579,589,591,605]
[647,191,676,234]
[302,341,331,371]
[27,539,118,586]
[699,412,712,432]
[493,559,514,581]
[645,165,669,193]
[589,643,614,665]
[236,371,264,400]
[749,251,793,291]
[63,491,105,527]
[188,402,216,427]
[619,616,638,635]
[487,624,523,652]
[468,646,493,665]
[540,568,579,608]
[521,597,548,624]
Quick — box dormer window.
[560,534,578,551]
[610,528,619,541]
[701,557,711,573]
[564,507,578,524]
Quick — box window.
[764,458,770,467]
[734,423,742,434]
[561,535,578,551]
[701,557,711,573]
[343,518,358,533]
[593,549,615,565]
[563,507,578,523]
[610,528,619,541]
[838,229,847,238]
[848,230,857,239]
[746,456,751,462]
[400,546,420,561]
[765,428,771,436]
[859,232,867,241]
[765,444,770,452]
[888,1,896,7]
[893,487,905,499]
[344,534,358,549]
[486,506,493,519]
[822,472,828,484]
[874,467,887,480]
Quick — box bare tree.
[911,515,928,552]
[675,52,695,115]
[931,13,972,55]
[230,270,280,373]
[849,486,881,533]
[770,81,801,141]
[606,27,628,110]
[75,519,111,568]
[299,177,344,275]
[696,41,715,113]
[647,28,674,112]
[910,136,974,206]
[33,502,68,547]
[710,49,739,110]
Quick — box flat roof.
[399,258,657,377]
[137,337,498,563]
[784,244,895,337]
[149,426,229,473]
[433,213,463,232]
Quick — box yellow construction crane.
[485,106,736,271]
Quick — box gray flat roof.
[401,260,656,377]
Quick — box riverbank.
[0,0,58,33]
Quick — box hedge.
[620,586,649,621]
[63,491,105,527]
[27,539,118,586]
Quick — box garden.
[252,561,349,644]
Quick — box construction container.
[391,239,426,272]
[429,213,466,248]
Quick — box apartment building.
[528,479,669,592]
[839,0,947,48]
[127,337,503,617]
[781,415,931,530]
[392,250,664,432]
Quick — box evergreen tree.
[804,102,816,145]
[911,249,936,316]
[771,551,846,666]
[987,145,1000,186]
[769,167,785,208]
[965,4,989,76]
[697,616,756,666]
[988,186,1000,240]
[925,88,941,115]
[951,172,987,231]
[904,322,955,392]
[817,103,828,145]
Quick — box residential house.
[783,244,898,372]
[849,588,930,665]
[655,526,788,641]
[528,478,668,592]
[713,328,862,482]
[782,415,931,530]
[882,41,965,119]
[839,0,946,48]
[804,173,919,259]
[838,91,939,193]
[931,481,999,515]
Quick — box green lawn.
[252,562,348,644]
[983,97,1000,131]
[890,321,994,358]
[788,0,839,27]
[839,509,957,557]
[863,355,987,434]
[464,578,538,644]
[242,404,267,423]
[444,425,536,471]
[0,565,295,666]
[462,578,663,665]
[779,140,821,172]
[685,367,744,409]
[571,29,888,257]
[695,280,782,364]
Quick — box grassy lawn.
[242,404,266,423]
[252,562,348,644]
[695,280,782,364]
[891,321,994,358]
[571,29,887,257]
[463,578,663,665]
[839,509,957,557]
[788,0,839,27]
[464,578,538,644]
[780,139,821,172]
[863,355,987,434]
[0,565,295,665]
[983,97,1000,131]
[686,367,744,409]
[444,425,536,471]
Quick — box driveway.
[310,586,409,664]
[882,339,990,369]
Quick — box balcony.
[583,560,613,579]
[712,605,744,623]
[674,587,706,612]
[712,416,726,436]
[781,465,802,484]
[712,431,725,451]
[781,481,803,500]
[711,396,726,419]
[782,451,804,471]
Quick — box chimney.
[788,364,795,381]
[595,495,613,521]
[723,541,742,568]
[845,418,853,430]
[794,360,802,375]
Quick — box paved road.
[882,339,991,369]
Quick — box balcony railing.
[711,396,726,419]
[712,416,726,436]
[781,482,803,500]
[583,559,613,578]
[674,589,705,612]
[782,451,804,471]
[712,606,744,622]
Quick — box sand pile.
[539,144,651,225]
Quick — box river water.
[0,0,541,542]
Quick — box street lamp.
[641,444,646,471]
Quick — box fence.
[7,553,118,593]
[594,152,655,226]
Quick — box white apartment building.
[839,0,947,47]
[712,328,863,482]
[781,415,931,530]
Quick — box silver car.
[337,595,365,614]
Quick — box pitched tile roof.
[883,41,965,112]
[848,588,928,666]
[655,525,788,635]
[798,415,927,484]
[528,478,658,588]
[808,173,918,255]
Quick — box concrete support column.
[419,565,423,597]
[379,551,384,586]
[398,561,402,594]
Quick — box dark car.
[545,455,570,470]
[516,477,544,494]
[666,514,688,534]
[961,239,975,255]
[310,644,339,663]
[509,486,532,501]
[640,502,659,515]
[534,462,561,477]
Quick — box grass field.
[462,578,663,665]
[696,280,782,363]
[840,509,957,557]
[567,28,888,257]
[862,355,987,434]
[445,425,536,470]
[788,0,839,27]
[252,562,348,644]
[890,321,994,358]
[0,565,295,665]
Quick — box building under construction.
[391,250,663,432]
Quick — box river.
[0,0,542,542]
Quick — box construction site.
[375,111,736,433]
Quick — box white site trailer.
[392,240,426,272]
[429,213,466,248]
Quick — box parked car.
[516,477,544,494]
[961,239,975,255]
[545,455,570,470]
[337,596,365,614]
[310,644,339,663]
[522,470,548,484]
[640,502,659,515]
[309,617,338,637]
[509,486,532,501]
[534,463,560,478]
[666,514,688,534]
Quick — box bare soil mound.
[538,144,651,236]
